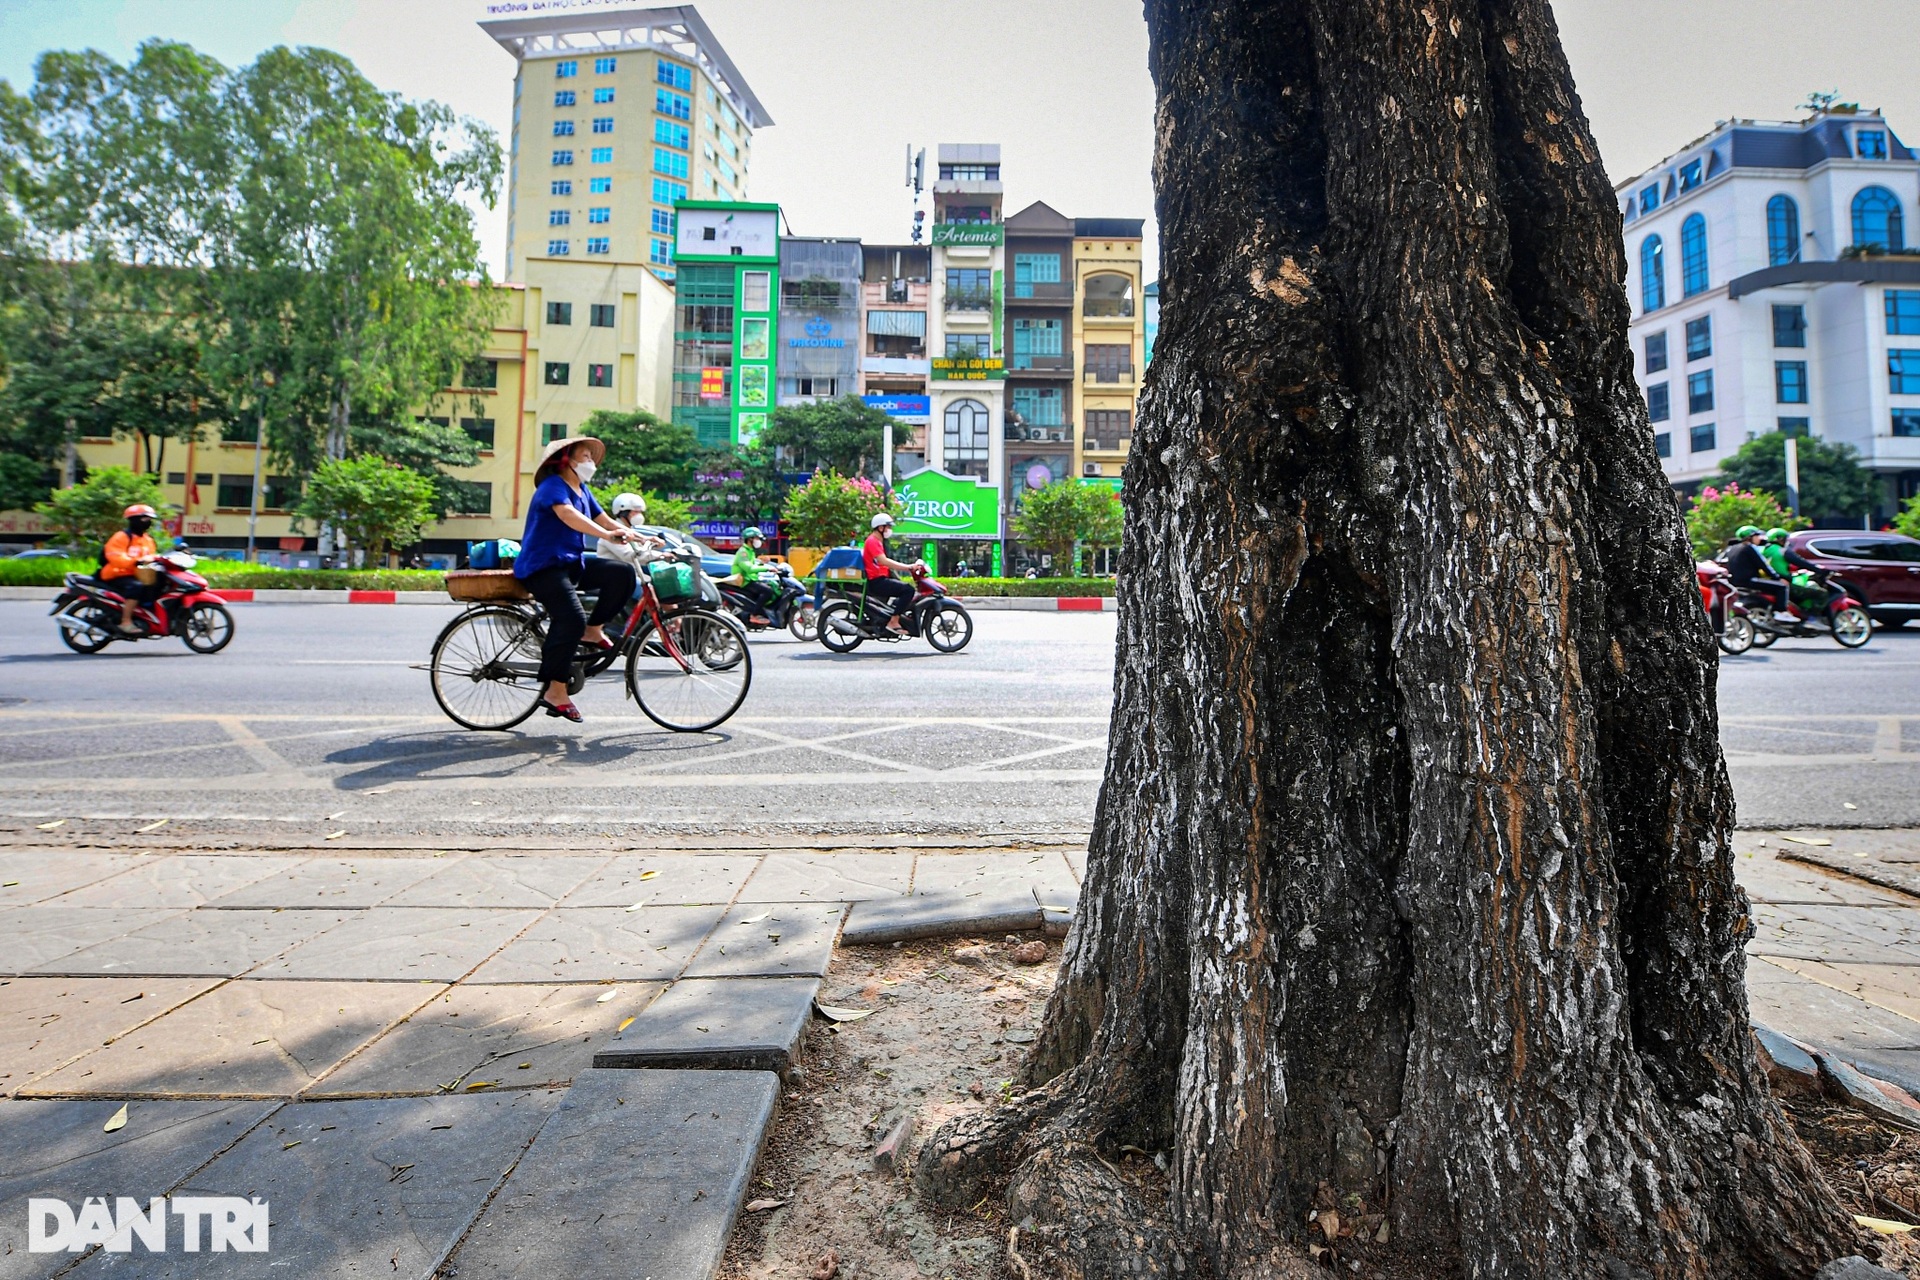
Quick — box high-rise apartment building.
[480,5,771,283]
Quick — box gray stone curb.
[841,887,1048,944]
[592,976,819,1075]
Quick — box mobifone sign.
[29,1196,269,1254]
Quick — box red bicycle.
[429,551,751,732]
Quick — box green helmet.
[1766,527,1789,544]
[741,526,763,541]
[1735,525,1763,539]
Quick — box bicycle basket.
[446,569,530,601]
[649,561,696,602]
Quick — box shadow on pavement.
[324,726,733,789]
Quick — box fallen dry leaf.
[465,1081,494,1091]
[103,1104,128,1133]
[135,818,169,834]
[323,830,347,841]
[815,1003,873,1024]
[35,819,67,831]
[810,1249,840,1280]
[1857,1213,1917,1235]
[624,898,649,913]
[1781,836,1833,847]
[739,912,771,925]
[636,869,660,880]
[744,1198,786,1213]
[325,810,346,821]
[617,1016,636,1033]
[595,990,619,1003]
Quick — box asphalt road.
[0,599,1915,836]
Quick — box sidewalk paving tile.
[912,850,1082,904]
[381,855,609,908]
[18,980,442,1099]
[66,1092,564,1280]
[1775,959,1920,1026]
[30,909,355,978]
[208,857,455,909]
[558,854,759,907]
[0,852,147,908]
[0,908,186,976]
[736,852,911,903]
[51,854,310,909]
[1065,849,1088,882]
[0,977,222,1095]
[248,907,543,982]
[682,902,845,979]
[0,1098,279,1280]
[1750,903,1920,965]
[464,905,724,984]
[1732,854,1916,909]
[443,1068,776,1280]
[841,888,1042,945]
[593,977,818,1073]
[1747,958,1920,1053]
[310,982,666,1097]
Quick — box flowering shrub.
[780,470,904,547]
[1684,482,1806,559]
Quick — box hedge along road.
[0,600,1914,838]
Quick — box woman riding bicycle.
[513,437,638,723]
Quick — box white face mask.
[573,457,597,483]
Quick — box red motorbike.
[1697,560,1754,655]
[817,566,974,654]
[50,551,236,654]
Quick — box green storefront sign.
[895,469,1002,539]
[930,356,1006,381]
[932,223,1004,246]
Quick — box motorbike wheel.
[1717,615,1755,656]
[1832,606,1874,648]
[817,601,864,653]
[1752,628,1779,648]
[59,603,118,654]
[788,603,819,643]
[924,602,974,654]
[180,603,235,654]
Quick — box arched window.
[1853,186,1906,252]
[943,398,991,479]
[1680,214,1709,297]
[1766,195,1800,266]
[1640,235,1665,313]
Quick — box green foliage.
[32,465,167,552]
[1894,492,1920,543]
[589,482,693,532]
[350,415,482,513]
[1011,481,1124,573]
[695,439,790,525]
[0,558,446,589]
[761,397,890,478]
[925,577,1113,597]
[781,471,901,547]
[293,455,437,564]
[1708,432,1877,520]
[0,452,54,512]
[1684,482,1807,560]
[582,409,698,494]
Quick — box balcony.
[1010,281,1073,304]
[1008,353,1073,376]
[1083,367,1137,387]
[863,280,930,307]
[863,355,930,377]
[1083,299,1136,320]
[1084,436,1132,454]
[944,288,993,313]
[1006,423,1072,445]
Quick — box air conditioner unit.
[1082,462,1101,477]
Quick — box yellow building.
[1071,222,1145,486]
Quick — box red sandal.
[539,699,583,723]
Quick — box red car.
[1785,530,1920,628]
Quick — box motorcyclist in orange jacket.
[101,504,161,634]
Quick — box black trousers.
[737,581,774,612]
[523,558,636,685]
[1739,578,1790,614]
[866,576,915,619]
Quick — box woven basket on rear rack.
[445,569,531,602]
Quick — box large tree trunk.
[917,2,1860,1277]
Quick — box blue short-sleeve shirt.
[514,475,603,578]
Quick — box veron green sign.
[932,223,1004,246]
[894,469,1001,539]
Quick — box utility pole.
[1784,434,1801,518]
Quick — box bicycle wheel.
[626,609,752,732]
[431,605,546,731]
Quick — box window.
[1087,343,1133,381]
[650,208,674,234]
[652,178,688,204]
[550,180,573,196]
[1853,186,1906,251]
[1892,350,1920,395]
[650,238,673,265]
[554,90,575,107]
[946,333,992,359]
[545,362,570,386]
[1690,423,1716,453]
[166,472,185,485]
[1086,410,1132,449]
[1644,332,1668,373]
[943,398,991,476]
[1887,291,1920,336]
[1767,195,1801,266]
[547,239,571,255]
[718,157,738,185]
[594,56,617,75]
[1688,370,1714,414]
[549,209,571,226]
[1640,236,1665,312]
[542,423,568,444]
[1858,129,1889,160]
[447,481,492,515]
[1013,253,1061,297]
[594,88,615,104]
[553,120,575,136]
[938,163,1000,181]
[1647,383,1670,423]
[589,176,612,194]
[656,89,691,120]
[1778,418,1810,437]
[588,207,610,224]
[591,147,613,164]
[741,271,770,311]
[655,120,689,148]
[1011,317,1063,366]
[654,148,688,179]
[945,268,992,309]
[586,237,610,255]
[460,417,496,450]
[216,474,254,508]
[656,60,692,91]
[462,358,498,389]
[556,60,578,78]
[551,149,574,166]
[590,304,615,327]
[1680,214,1709,296]
[1011,387,1064,427]
[1894,410,1920,438]
[588,363,613,388]
[1678,159,1703,192]
[1654,432,1672,458]
[1773,304,1807,348]
[547,302,572,325]
[593,117,614,134]
[1685,315,1712,360]
[1639,185,1660,215]
[1776,361,1808,404]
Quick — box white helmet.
[609,493,647,519]
[870,512,894,529]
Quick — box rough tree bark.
[916,2,1863,1277]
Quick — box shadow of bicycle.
[323,723,734,790]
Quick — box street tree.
[1685,482,1806,559]
[33,465,166,553]
[581,408,699,494]
[293,455,436,566]
[780,471,898,547]
[1711,431,1877,521]
[913,3,1858,1277]
[761,396,889,477]
[1010,481,1122,574]
[1897,492,1920,543]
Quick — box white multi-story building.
[925,144,1007,496]
[1620,108,1920,519]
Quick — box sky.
[3,0,1919,282]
